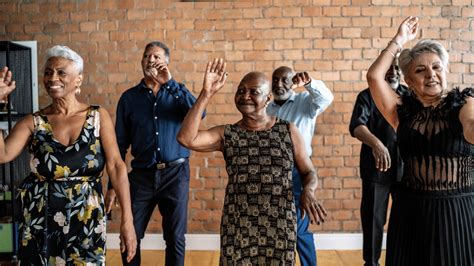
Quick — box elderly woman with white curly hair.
[367,16,473,265]
[0,45,137,265]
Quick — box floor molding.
[107,233,387,250]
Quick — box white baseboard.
[107,233,387,250]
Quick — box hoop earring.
[75,87,81,95]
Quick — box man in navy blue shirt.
[106,41,198,266]
[349,58,408,266]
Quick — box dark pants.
[360,179,394,266]
[292,168,317,266]
[121,160,190,266]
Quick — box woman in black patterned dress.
[0,45,137,264]
[367,17,473,265]
[178,59,327,265]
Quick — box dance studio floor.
[106,250,386,265]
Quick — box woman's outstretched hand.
[203,58,227,95]
[0,67,16,101]
[394,16,420,45]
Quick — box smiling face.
[141,45,168,78]
[43,57,82,99]
[235,72,271,115]
[405,52,447,104]
[271,66,294,103]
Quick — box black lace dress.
[220,119,297,265]
[386,88,474,266]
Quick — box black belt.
[156,157,186,170]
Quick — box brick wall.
[1,0,473,233]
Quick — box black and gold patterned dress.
[18,106,106,265]
[220,119,297,265]
[386,88,474,266]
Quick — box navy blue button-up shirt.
[115,79,199,169]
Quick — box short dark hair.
[144,41,170,63]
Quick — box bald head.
[234,71,272,114]
[239,71,271,95]
[272,66,295,78]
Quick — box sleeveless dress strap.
[88,105,101,138]
[32,111,45,131]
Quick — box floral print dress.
[18,106,106,265]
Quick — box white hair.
[399,39,449,77]
[46,45,84,73]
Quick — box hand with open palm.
[394,16,420,46]
[0,67,16,101]
[203,58,227,96]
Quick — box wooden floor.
[107,250,386,265]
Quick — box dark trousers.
[292,168,317,266]
[121,160,190,266]
[360,179,394,266]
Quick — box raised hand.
[291,71,311,88]
[203,58,227,95]
[395,16,420,45]
[0,67,16,101]
[300,188,327,225]
[150,62,172,85]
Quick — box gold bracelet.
[388,40,402,53]
[381,49,396,57]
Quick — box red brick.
[241,8,261,18]
[334,166,357,177]
[194,190,213,200]
[96,0,116,10]
[0,3,18,12]
[21,3,39,12]
[6,24,23,33]
[302,6,322,16]
[343,221,360,231]
[322,6,340,16]
[283,7,301,17]
[342,6,360,16]
[252,40,271,50]
[293,17,312,28]
[343,178,361,189]
[322,221,341,231]
[343,199,360,210]
[323,178,342,189]
[332,210,353,220]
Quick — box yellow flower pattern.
[54,165,71,179]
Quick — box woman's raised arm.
[177,58,228,152]
[367,16,419,129]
